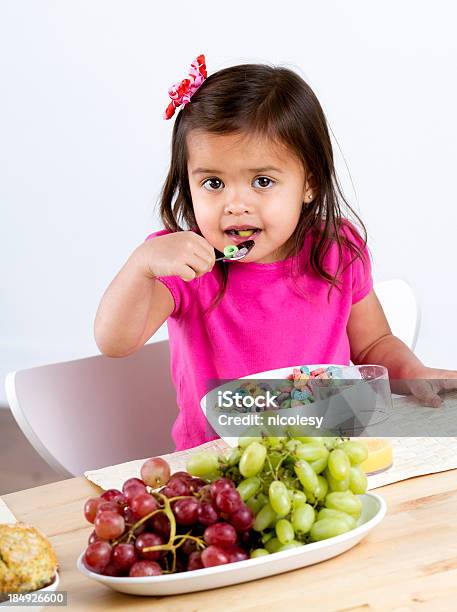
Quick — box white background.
[1,0,456,406]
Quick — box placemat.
[84,436,457,492]
[84,439,230,492]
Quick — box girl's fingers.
[191,251,214,275]
[178,254,213,281]
[193,233,217,261]
[193,247,215,269]
[440,377,457,391]
[178,264,199,282]
[409,380,442,408]
[395,370,457,408]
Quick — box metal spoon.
[215,240,255,262]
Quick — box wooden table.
[4,470,457,611]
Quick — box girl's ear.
[303,172,318,201]
[304,172,317,190]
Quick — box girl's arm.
[347,289,457,405]
[94,231,216,357]
[347,289,425,378]
[94,247,174,358]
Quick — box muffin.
[0,523,58,600]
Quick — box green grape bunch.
[185,434,369,557]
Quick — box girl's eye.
[253,176,275,189]
[201,176,275,191]
[202,178,224,191]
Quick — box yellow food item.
[357,438,393,475]
[0,523,58,599]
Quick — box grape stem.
[136,494,208,573]
[265,454,275,478]
[273,452,290,480]
[111,492,210,573]
[112,494,189,546]
[112,507,164,546]
[173,534,206,550]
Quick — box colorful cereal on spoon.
[215,240,255,262]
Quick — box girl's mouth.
[224,228,262,244]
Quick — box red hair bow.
[163,54,207,120]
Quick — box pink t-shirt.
[145,223,372,450]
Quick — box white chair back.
[373,279,420,350]
[5,341,179,476]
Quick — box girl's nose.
[224,201,253,215]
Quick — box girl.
[94,55,457,451]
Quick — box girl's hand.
[400,367,457,408]
[137,231,216,282]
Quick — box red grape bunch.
[82,457,256,577]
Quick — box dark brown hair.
[158,62,369,313]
